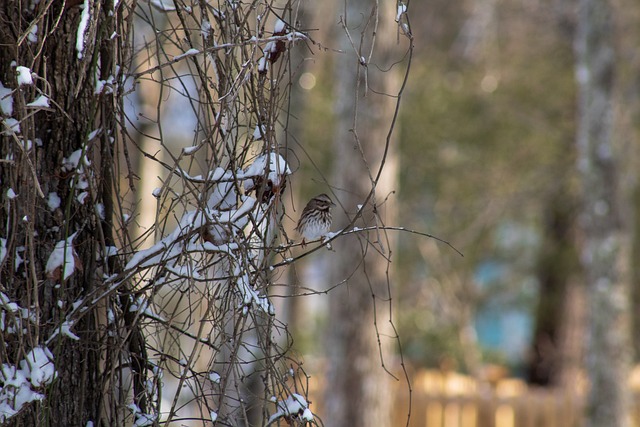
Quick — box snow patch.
[0,82,13,115]
[173,48,200,61]
[3,118,20,134]
[242,153,291,193]
[26,95,50,108]
[45,232,78,281]
[47,192,61,211]
[0,238,6,265]
[274,19,286,34]
[95,75,115,94]
[76,0,91,59]
[16,66,33,86]
[267,394,314,424]
[149,0,175,11]
[0,346,57,423]
[182,145,199,155]
[27,25,38,43]
[209,371,221,383]
[258,56,267,73]
[253,124,265,140]
[396,3,407,22]
[62,149,90,172]
[201,19,211,39]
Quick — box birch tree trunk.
[323,1,399,426]
[574,0,630,425]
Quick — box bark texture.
[574,0,630,425]
[0,2,139,425]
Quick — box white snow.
[285,31,307,41]
[201,19,211,39]
[58,321,80,340]
[217,196,256,223]
[210,411,218,422]
[207,167,228,182]
[76,192,88,204]
[242,153,291,191]
[88,128,101,140]
[152,187,162,198]
[14,247,23,271]
[166,263,202,279]
[236,270,273,315]
[396,3,407,22]
[62,148,90,172]
[22,347,57,387]
[207,180,237,210]
[16,66,33,86]
[0,345,57,423]
[323,231,339,240]
[20,139,32,150]
[45,232,78,281]
[182,145,199,155]
[0,238,6,265]
[133,413,155,427]
[173,48,200,61]
[26,95,50,108]
[47,192,61,210]
[267,394,314,424]
[6,188,16,199]
[274,19,286,34]
[149,0,176,11]
[3,118,20,134]
[27,25,38,43]
[253,124,265,140]
[263,41,276,54]
[96,202,105,219]
[258,56,268,72]
[95,75,115,94]
[0,82,13,115]
[76,0,90,59]
[209,372,221,383]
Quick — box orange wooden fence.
[396,370,582,427]
[310,367,640,427]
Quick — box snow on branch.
[0,346,57,423]
[45,232,79,282]
[267,394,314,425]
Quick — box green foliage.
[395,4,579,369]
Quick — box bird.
[295,193,335,247]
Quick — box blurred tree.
[322,0,402,426]
[574,0,630,425]
[527,173,579,385]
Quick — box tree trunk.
[527,179,578,386]
[574,0,630,425]
[323,1,399,426]
[0,2,142,425]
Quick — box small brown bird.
[295,193,335,247]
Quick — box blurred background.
[279,0,640,425]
